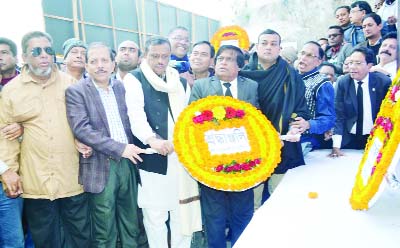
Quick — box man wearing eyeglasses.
[0,31,90,247]
[344,1,373,46]
[168,26,191,73]
[325,25,353,74]
[125,36,201,248]
[115,40,141,80]
[330,47,390,157]
[190,44,259,248]
[292,41,336,154]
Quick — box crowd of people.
[0,0,398,247]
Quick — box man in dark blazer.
[189,45,259,248]
[65,42,144,247]
[331,47,391,157]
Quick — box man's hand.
[290,117,310,134]
[148,137,174,156]
[324,130,333,141]
[1,123,23,140]
[74,139,93,158]
[122,144,145,164]
[329,147,344,158]
[1,169,23,198]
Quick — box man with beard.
[0,31,90,247]
[62,38,87,80]
[115,40,141,80]
[325,26,353,74]
[241,29,311,203]
[370,31,397,80]
[356,13,383,64]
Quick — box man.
[190,45,258,248]
[293,41,336,152]
[125,36,201,248]
[356,13,383,64]
[319,62,337,85]
[345,1,372,46]
[180,40,215,87]
[168,26,191,73]
[65,42,144,247]
[0,31,90,247]
[325,26,353,74]
[241,29,311,203]
[370,31,397,80]
[115,40,141,80]
[335,5,352,33]
[377,0,398,35]
[0,37,19,89]
[317,38,329,53]
[62,38,87,80]
[331,47,391,157]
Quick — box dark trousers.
[343,134,369,150]
[89,158,140,248]
[200,184,254,248]
[24,193,90,248]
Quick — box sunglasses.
[31,47,55,57]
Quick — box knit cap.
[62,38,87,59]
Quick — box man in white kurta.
[124,36,201,248]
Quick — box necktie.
[223,82,233,97]
[356,81,363,136]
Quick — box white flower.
[395,90,400,102]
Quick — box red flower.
[193,115,204,124]
[236,109,245,118]
[370,166,376,176]
[242,163,252,171]
[233,163,241,171]
[225,166,233,172]
[376,153,382,163]
[225,107,236,119]
[254,158,261,164]
[249,160,256,167]
[215,164,224,172]
[202,110,214,121]
[376,116,384,125]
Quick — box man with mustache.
[330,47,391,157]
[370,31,397,80]
[65,42,145,247]
[0,31,90,247]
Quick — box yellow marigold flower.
[212,106,226,120]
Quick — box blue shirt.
[300,68,336,148]
[170,54,190,73]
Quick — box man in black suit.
[330,47,391,157]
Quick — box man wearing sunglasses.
[0,31,90,247]
[325,26,353,74]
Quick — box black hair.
[362,13,382,25]
[350,1,372,14]
[215,45,245,68]
[304,41,325,59]
[0,37,17,56]
[328,25,345,34]
[351,47,375,64]
[193,41,215,58]
[258,29,281,45]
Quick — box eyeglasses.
[171,36,190,43]
[31,47,55,57]
[298,51,319,59]
[328,33,342,38]
[347,61,366,66]
[216,56,236,63]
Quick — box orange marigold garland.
[174,96,281,191]
[350,69,400,210]
[210,25,250,52]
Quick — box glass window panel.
[144,0,159,34]
[85,25,114,48]
[43,0,73,19]
[194,15,208,42]
[45,17,74,56]
[159,4,177,36]
[81,0,112,26]
[113,0,138,30]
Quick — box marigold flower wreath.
[350,70,400,210]
[173,96,281,191]
[210,25,250,52]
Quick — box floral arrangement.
[350,70,400,210]
[174,96,281,191]
[193,106,245,124]
[210,25,250,52]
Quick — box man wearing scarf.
[240,29,311,204]
[125,36,201,248]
